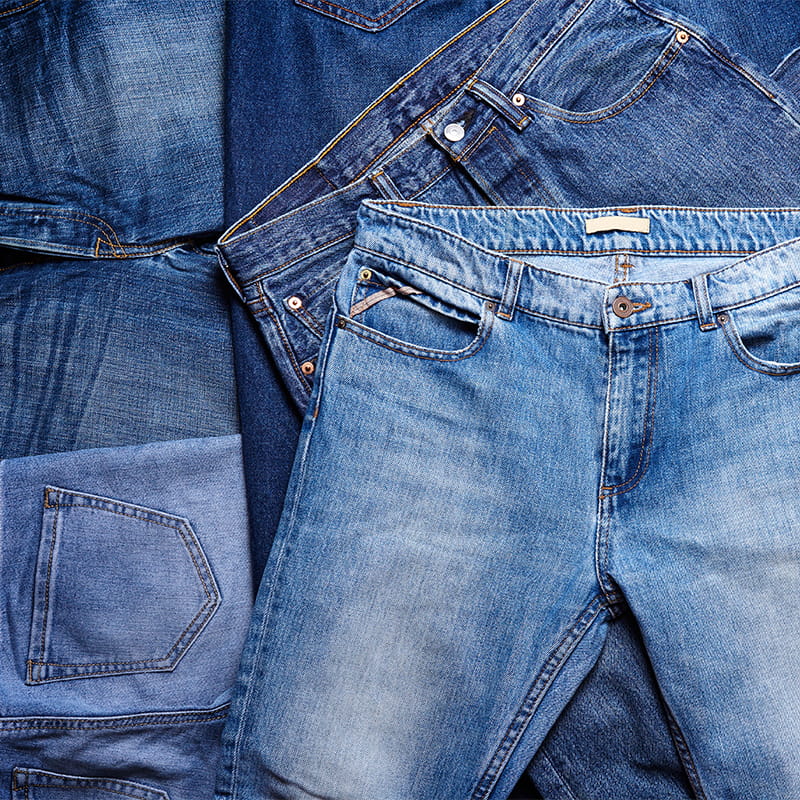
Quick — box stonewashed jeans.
[216,0,800,795]
[0,2,253,798]
[221,202,800,799]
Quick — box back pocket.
[294,0,426,31]
[26,486,220,684]
[12,768,168,799]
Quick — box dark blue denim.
[0,2,254,798]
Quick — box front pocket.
[294,0,426,31]
[718,285,800,376]
[340,265,494,360]
[12,768,169,799]
[27,486,220,684]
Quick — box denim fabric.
[218,203,800,799]
[0,2,253,796]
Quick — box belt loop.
[498,259,523,320]
[691,273,717,330]
[369,169,404,200]
[467,79,531,131]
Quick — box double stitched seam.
[0,0,42,16]
[600,327,659,497]
[31,495,215,679]
[221,0,520,240]
[14,783,160,800]
[719,321,800,376]
[340,307,493,360]
[484,126,557,202]
[528,37,684,124]
[257,283,313,391]
[409,164,452,199]
[0,706,229,730]
[537,749,580,800]
[290,305,325,336]
[663,704,709,800]
[313,164,338,191]
[470,596,612,800]
[297,0,421,24]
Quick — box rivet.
[512,93,526,107]
[612,295,635,319]
[676,30,689,43]
[359,269,373,281]
[717,312,729,324]
[287,296,303,310]
[336,318,347,329]
[301,361,315,376]
[444,123,466,143]
[486,301,496,311]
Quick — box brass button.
[301,361,315,376]
[676,30,689,43]
[717,312,729,324]
[359,269,373,281]
[444,123,466,142]
[512,93,526,107]
[287,296,303,310]
[612,296,635,319]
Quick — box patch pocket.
[718,285,800,376]
[26,487,220,684]
[294,0,426,31]
[341,265,494,360]
[12,768,169,799]
[518,0,686,122]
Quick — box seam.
[409,164,452,199]
[663,703,709,800]
[470,595,611,800]
[600,327,659,497]
[485,125,557,202]
[527,36,683,124]
[313,164,338,191]
[0,705,229,730]
[339,302,493,361]
[537,748,581,800]
[296,0,421,25]
[719,318,800,376]
[0,0,42,16]
[220,0,519,241]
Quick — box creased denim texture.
[218,0,800,797]
[0,1,254,797]
[220,203,800,799]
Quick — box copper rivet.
[301,361,315,375]
[612,296,635,319]
[486,301,495,310]
[288,296,303,310]
[717,312,729,324]
[512,93,526,107]
[677,30,689,43]
[336,318,346,328]
[359,269,373,281]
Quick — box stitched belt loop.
[691,273,717,330]
[467,79,531,131]
[498,259,523,320]
[369,169,404,200]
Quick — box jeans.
[219,202,800,799]
[0,2,252,797]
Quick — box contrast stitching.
[258,283,313,390]
[0,0,42,17]
[296,0,419,25]
[314,164,338,191]
[486,125,557,202]
[719,318,800,376]
[528,37,683,124]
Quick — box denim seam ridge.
[313,164,339,191]
[338,302,494,360]
[0,206,122,245]
[662,704,709,800]
[0,0,42,16]
[375,201,800,213]
[537,748,581,800]
[719,319,800,376]
[13,779,159,800]
[484,126,557,202]
[296,0,423,26]
[0,705,230,730]
[470,595,612,799]
[220,0,519,241]
[257,283,313,391]
[600,327,659,496]
[408,163,452,200]
[526,37,684,124]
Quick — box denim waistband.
[353,202,800,332]
[219,0,545,247]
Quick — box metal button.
[301,361,315,376]
[676,30,689,43]
[444,123,465,142]
[287,296,303,310]
[717,312,729,324]
[612,296,635,319]
[512,93,526,107]
[359,269,373,281]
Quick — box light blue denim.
[219,202,800,799]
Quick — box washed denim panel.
[0,435,252,799]
[225,0,502,222]
[0,0,223,246]
[0,245,238,457]
[218,203,800,799]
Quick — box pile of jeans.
[2,1,799,798]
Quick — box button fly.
[443,123,465,142]
[612,296,635,318]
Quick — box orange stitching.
[258,283,312,390]
[297,0,421,24]
[486,125,557,202]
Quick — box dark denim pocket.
[26,486,220,684]
[293,0,427,31]
[12,768,169,799]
